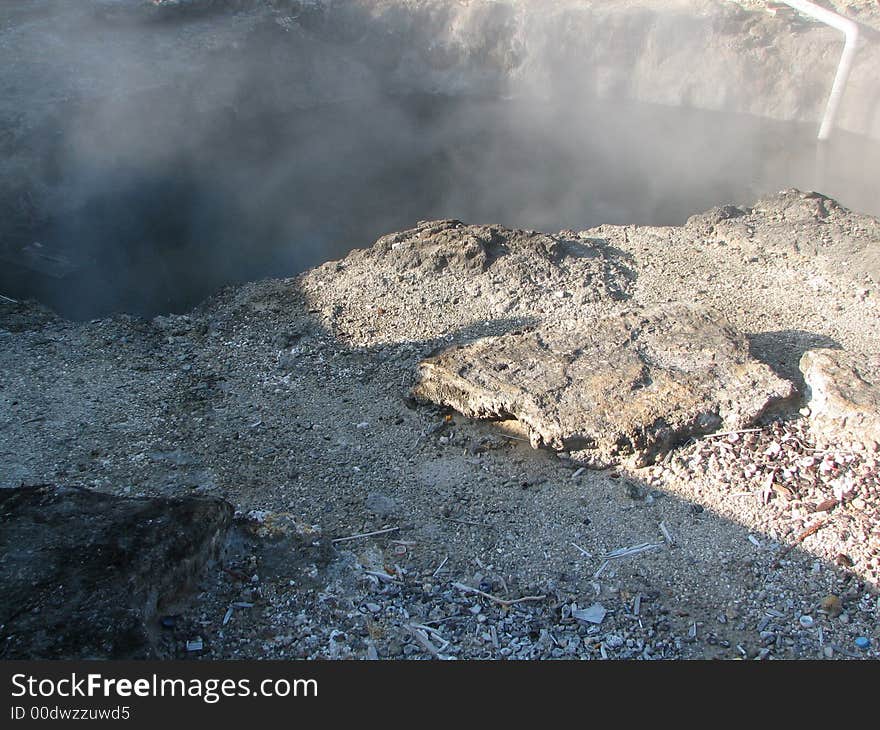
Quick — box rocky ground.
[1,188,879,660]
[732,1,880,31]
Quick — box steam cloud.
[2,0,877,318]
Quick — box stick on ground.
[332,527,399,543]
[452,582,546,608]
[772,520,828,568]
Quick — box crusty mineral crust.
[801,348,880,452]
[413,302,795,466]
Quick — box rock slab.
[0,485,233,659]
[412,302,794,466]
[800,348,880,452]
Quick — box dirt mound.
[688,190,880,288]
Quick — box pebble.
[855,637,871,650]
[572,603,607,625]
[820,595,842,617]
[798,615,814,628]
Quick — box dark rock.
[0,485,232,659]
[364,491,398,517]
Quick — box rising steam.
[1,0,877,318]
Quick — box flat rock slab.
[801,348,880,452]
[412,303,794,466]
[0,485,233,659]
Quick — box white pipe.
[781,1,860,141]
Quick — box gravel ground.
[1,189,879,660]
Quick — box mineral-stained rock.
[0,485,233,659]
[412,302,794,467]
[371,219,508,275]
[687,190,880,288]
[800,348,880,452]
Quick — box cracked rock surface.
[413,303,795,466]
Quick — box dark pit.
[2,1,879,319]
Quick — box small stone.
[855,637,871,650]
[798,615,814,628]
[821,595,842,617]
[572,603,607,625]
[624,480,647,500]
[364,492,398,517]
[365,603,381,613]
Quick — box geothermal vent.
[1,0,880,667]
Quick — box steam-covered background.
[1,0,878,318]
